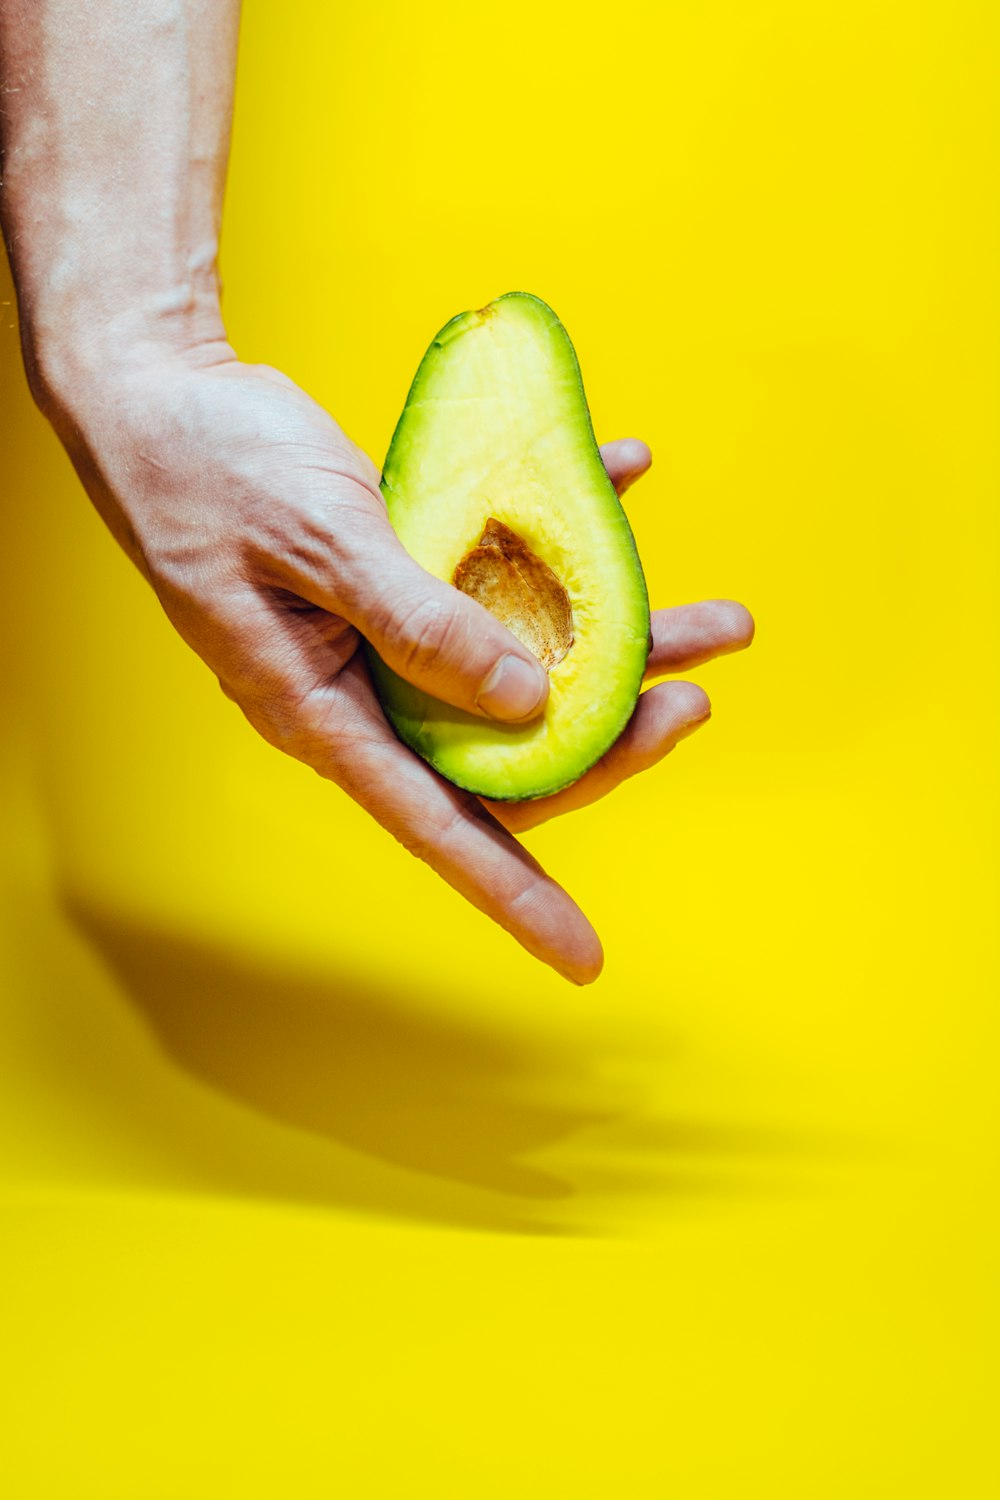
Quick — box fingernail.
[557,968,587,987]
[681,705,712,736]
[477,653,548,721]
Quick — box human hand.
[1,0,751,982]
[44,347,753,984]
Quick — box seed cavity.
[452,518,574,671]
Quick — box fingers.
[293,658,604,984]
[303,500,551,725]
[275,438,651,724]
[348,440,652,711]
[600,438,652,495]
[595,451,755,675]
[484,680,711,834]
[479,598,753,831]
[221,608,602,983]
[646,600,755,679]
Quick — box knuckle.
[241,503,337,588]
[395,800,466,869]
[387,593,467,680]
[508,872,548,918]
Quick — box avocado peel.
[368,291,650,800]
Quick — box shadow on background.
[1,251,848,1239]
[70,896,603,1201]
[60,895,843,1237]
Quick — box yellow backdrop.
[1,2,997,1495]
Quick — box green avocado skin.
[367,292,650,801]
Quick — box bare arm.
[0,1,753,982]
[1,0,236,398]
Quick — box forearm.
[0,0,240,406]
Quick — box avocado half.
[368,292,650,801]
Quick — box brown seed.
[453,518,574,671]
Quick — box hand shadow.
[66,895,620,1234]
[63,895,848,1238]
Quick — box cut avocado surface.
[369,292,650,800]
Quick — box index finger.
[299,657,605,985]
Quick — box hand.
[47,346,753,984]
[2,0,751,983]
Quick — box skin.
[0,1,753,985]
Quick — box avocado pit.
[452,518,574,671]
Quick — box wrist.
[1,0,239,417]
[15,252,229,420]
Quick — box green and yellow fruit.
[369,292,650,800]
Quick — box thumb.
[329,511,551,721]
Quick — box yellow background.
[1,1,997,1494]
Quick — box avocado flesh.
[369,292,650,801]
